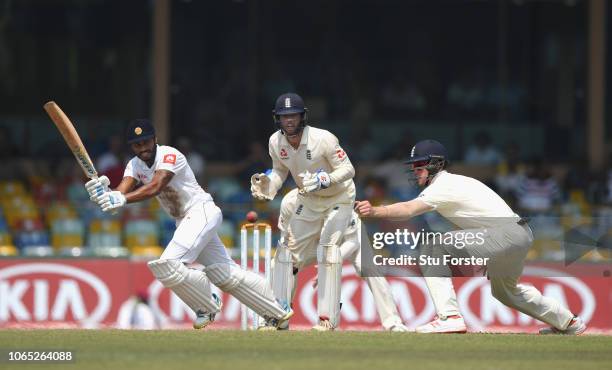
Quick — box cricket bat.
[43,101,98,180]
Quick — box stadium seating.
[124,220,160,249]
[0,245,18,256]
[88,219,122,247]
[51,218,85,249]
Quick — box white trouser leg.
[490,276,574,330]
[148,202,223,315]
[160,202,223,263]
[419,237,461,318]
[343,216,404,329]
[423,277,460,317]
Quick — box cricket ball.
[246,211,258,223]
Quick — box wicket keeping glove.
[250,170,274,201]
[97,191,126,212]
[85,176,110,203]
[301,169,331,193]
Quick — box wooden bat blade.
[44,101,98,179]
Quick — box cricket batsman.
[250,93,355,330]
[355,139,586,335]
[271,188,409,331]
[85,119,293,330]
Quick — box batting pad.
[271,246,294,303]
[206,263,286,319]
[317,244,342,327]
[148,259,220,314]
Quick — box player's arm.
[96,170,174,212]
[250,139,289,200]
[325,135,354,184]
[354,199,433,219]
[123,170,174,203]
[115,176,138,194]
[302,135,354,193]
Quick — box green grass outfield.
[1,330,611,370]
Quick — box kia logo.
[0,263,111,327]
[458,266,595,331]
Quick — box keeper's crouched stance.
[86,119,292,330]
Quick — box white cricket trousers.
[421,222,575,330]
[160,201,233,266]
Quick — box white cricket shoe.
[312,318,335,331]
[258,300,294,330]
[539,316,586,335]
[416,315,467,334]
[389,323,410,332]
[193,293,222,330]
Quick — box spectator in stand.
[176,137,206,183]
[234,141,270,184]
[116,290,161,330]
[464,131,502,166]
[495,141,525,205]
[96,136,126,188]
[514,158,561,215]
[371,131,419,201]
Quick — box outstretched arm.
[354,199,433,219]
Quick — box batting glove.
[97,191,126,212]
[250,170,274,201]
[85,176,110,203]
[301,169,331,193]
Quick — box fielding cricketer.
[85,119,293,330]
[273,188,409,331]
[355,139,586,335]
[251,93,355,330]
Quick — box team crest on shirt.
[163,154,176,164]
[336,148,346,160]
[280,148,289,159]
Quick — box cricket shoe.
[389,323,410,332]
[539,316,586,335]
[312,317,335,332]
[416,315,467,334]
[193,293,222,330]
[258,300,294,331]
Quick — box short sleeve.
[157,148,187,174]
[123,159,137,181]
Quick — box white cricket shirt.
[124,145,212,219]
[417,171,520,229]
[269,126,356,211]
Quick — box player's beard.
[138,145,156,164]
[283,124,302,138]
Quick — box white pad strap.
[272,246,294,303]
[206,262,286,319]
[317,244,342,327]
[147,259,220,314]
